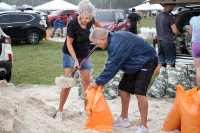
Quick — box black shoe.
[51,36,53,38]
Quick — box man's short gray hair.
[78,0,95,16]
[89,28,108,41]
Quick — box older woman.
[55,0,102,120]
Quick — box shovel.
[55,46,98,88]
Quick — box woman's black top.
[62,16,95,59]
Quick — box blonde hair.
[89,28,108,41]
[78,0,95,16]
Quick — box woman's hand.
[74,59,80,69]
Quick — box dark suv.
[0,11,46,45]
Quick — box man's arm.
[171,24,181,35]
[189,25,192,35]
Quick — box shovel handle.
[68,46,98,78]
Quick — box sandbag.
[148,67,167,98]
[45,30,50,40]
[84,86,113,132]
[162,85,185,131]
[180,87,200,133]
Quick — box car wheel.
[26,31,40,45]
[5,71,11,82]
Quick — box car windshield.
[95,12,115,22]
[50,10,62,15]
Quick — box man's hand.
[88,82,98,90]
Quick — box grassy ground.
[10,19,156,89]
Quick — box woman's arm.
[93,19,103,28]
[189,25,192,35]
[66,36,79,68]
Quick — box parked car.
[95,9,131,31]
[48,9,76,26]
[0,11,46,45]
[150,0,200,63]
[0,27,12,82]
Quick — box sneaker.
[113,116,131,128]
[135,125,149,133]
[54,112,63,122]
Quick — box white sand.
[0,80,181,133]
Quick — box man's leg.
[51,29,56,38]
[120,90,130,118]
[135,94,148,128]
[61,29,64,38]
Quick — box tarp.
[0,2,12,10]
[34,0,78,10]
[129,2,163,11]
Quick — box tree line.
[1,0,145,9]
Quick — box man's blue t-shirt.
[54,18,65,30]
[155,12,175,43]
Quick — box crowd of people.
[53,0,200,133]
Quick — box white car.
[0,27,12,82]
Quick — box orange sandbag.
[180,87,200,133]
[162,85,185,131]
[45,30,50,40]
[84,86,114,132]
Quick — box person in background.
[189,14,200,88]
[67,13,73,26]
[51,18,65,38]
[88,28,157,133]
[128,8,142,34]
[54,0,102,121]
[155,3,181,76]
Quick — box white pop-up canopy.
[130,2,163,11]
[34,0,78,10]
[0,2,12,10]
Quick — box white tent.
[0,2,12,10]
[34,0,78,10]
[130,2,163,11]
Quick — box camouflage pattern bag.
[174,34,186,54]
[182,25,192,55]
[148,67,167,98]
[187,64,197,88]
[76,70,123,100]
[165,65,190,98]
[102,70,124,100]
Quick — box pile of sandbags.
[140,27,157,39]
[148,64,197,98]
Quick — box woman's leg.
[80,69,91,110]
[58,68,74,112]
[194,58,200,88]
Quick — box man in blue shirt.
[51,18,65,38]
[88,28,157,133]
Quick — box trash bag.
[162,85,185,131]
[180,87,200,133]
[84,86,114,132]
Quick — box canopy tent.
[34,0,78,10]
[130,2,163,11]
[0,2,12,10]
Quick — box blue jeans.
[158,40,176,65]
[62,53,93,70]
